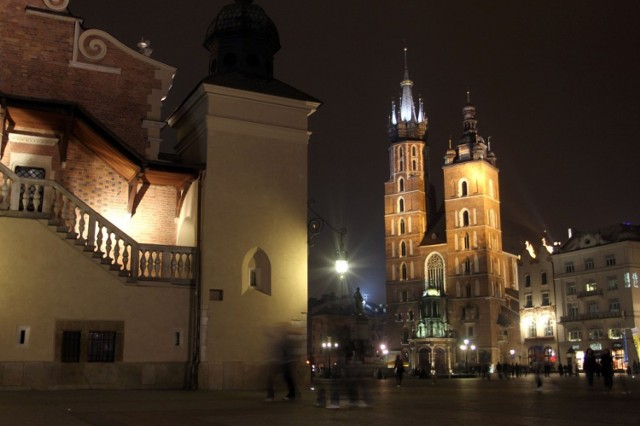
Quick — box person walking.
[600,348,614,390]
[584,348,597,388]
[394,355,405,387]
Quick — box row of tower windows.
[394,145,422,174]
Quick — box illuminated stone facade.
[384,54,520,372]
[0,0,316,391]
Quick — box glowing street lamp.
[322,339,339,377]
[460,338,475,373]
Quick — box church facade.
[384,50,520,374]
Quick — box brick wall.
[0,0,173,157]
[0,1,180,245]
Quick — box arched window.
[398,198,405,213]
[412,160,417,170]
[462,210,470,226]
[398,178,404,192]
[425,253,446,292]
[244,247,272,295]
[460,180,468,197]
[400,241,407,257]
[464,258,471,274]
[465,283,472,297]
[399,219,406,235]
[398,147,404,171]
[463,233,470,250]
[401,263,408,280]
[412,146,417,156]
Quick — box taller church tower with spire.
[384,53,520,373]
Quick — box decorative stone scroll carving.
[42,0,69,11]
[78,29,108,61]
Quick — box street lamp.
[460,339,470,373]
[510,349,515,362]
[322,339,339,378]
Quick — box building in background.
[384,50,520,373]
[553,224,640,371]
[518,239,558,369]
[0,0,316,390]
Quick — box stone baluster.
[111,235,120,269]
[170,252,178,279]
[104,231,113,264]
[0,175,9,210]
[77,209,87,243]
[33,183,42,212]
[122,242,130,275]
[21,183,30,211]
[140,249,148,278]
[154,251,162,279]
[93,220,102,256]
[185,254,192,278]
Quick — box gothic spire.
[388,47,427,142]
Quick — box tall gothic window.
[463,233,470,250]
[425,254,445,292]
[401,263,408,280]
[398,178,404,192]
[399,219,406,235]
[400,241,407,257]
[398,198,405,213]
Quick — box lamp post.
[460,339,470,373]
[322,339,339,378]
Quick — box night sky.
[70,1,640,304]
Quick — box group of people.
[583,347,615,390]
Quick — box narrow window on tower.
[462,210,470,227]
[401,263,408,280]
[461,180,468,197]
[398,178,404,192]
[400,241,407,257]
[463,233,470,250]
[399,219,406,235]
[398,198,405,213]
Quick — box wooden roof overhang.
[0,94,200,216]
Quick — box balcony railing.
[560,311,623,323]
[577,289,603,298]
[0,162,196,285]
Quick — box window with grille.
[585,258,594,270]
[61,331,81,362]
[605,255,616,266]
[88,331,116,362]
[565,262,574,273]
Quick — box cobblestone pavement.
[0,374,638,425]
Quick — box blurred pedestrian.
[600,348,614,390]
[394,355,405,387]
[584,348,597,387]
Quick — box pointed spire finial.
[466,90,471,104]
[448,135,452,149]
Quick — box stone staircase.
[0,162,196,286]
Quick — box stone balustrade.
[0,162,195,285]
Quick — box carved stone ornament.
[42,0,69,11]
[78,29,108,61]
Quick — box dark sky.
[71,0,640,304]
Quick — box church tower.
[442,94,511,366]
[384,48,429,348]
